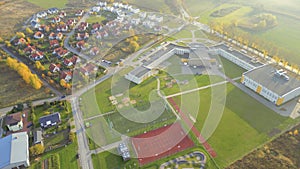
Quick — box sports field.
[171,83,294,167]
[131,122,195,166]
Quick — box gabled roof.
[5,113,22,126]
[39,112,61,125]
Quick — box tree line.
[6,57,43,89]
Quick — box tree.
[60,79,67,87]
[35,61,45,71]
[129,41,139,52]
[16,32,26,38]
[0,36,3,43]
[26,27,34,35]
[29,144,45,156]
[69,132,76,142]
[293,129,298,136]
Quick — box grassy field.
[0,0,41,39]
[218,56,246,78]
[173,29,192,39]
[191,1,300,63]
[0,61,51,108]
[171,83,294,167]
[86,15,106,24]
[183,0,217,17]
[27,0,68,8]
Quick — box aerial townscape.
[0,0,300,169]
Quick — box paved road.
[71,98,94,169]
[165,77,240,99]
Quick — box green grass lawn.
[183,0,217,17]
[92,149,139,169]
[86,15,106,24]
[218,56,246,78]
[171,83,294,168]
[27,0,68,8]
[173,29,192,39]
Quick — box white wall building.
[241,64,300,106]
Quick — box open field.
[191,2,300,63]
[173,29,192,39]
[171,83,296,167]
[86,15,106,24]
[0,61,51,108]
[127,0,180,14]
[27,0,68,8]
[0,0,41,37]
[183,0,217,17]
[218,56,246,78]
[228,123,300,169]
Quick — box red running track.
[168,97,217,158]
[131,122,195,166]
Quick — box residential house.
[90,47,99,56]
[34,31,44,39]
[59,11,66,18]
[24,46,36,54]
[76,40,88,50]
[60,71,72,82]
[75,9,84,16]
[95,30,108,39]
[53,47,69,58]
[131,18,140,25]
[91,6,101,13]
[76,32,89,40]
[91,23,102,34]
[33,129,43,145]
[47,8,59,14]
[64,58,73,67]
[15,38,27,46]
[4,112,23,132]
[77,22,89,32]
[30,51,44,61]
[37,11,47,18]
[97,1,107,7]
[49,63,60,73]
[50,40,60,47]
[67,19,77,26]
[52,17,61,23]
[56,33,64,40]
[38,25,50,32]
[0,132,30,169]
[31,21,40,29]
[49,32,64,40]
[71,55,80,65]
[56,24,68,32]
[39,112,61,128]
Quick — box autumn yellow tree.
[26,27,34,35]
[16,32,26,38]
[29,144,45,156]
[35,61,45,71]
[30,74,43,89]
[60,79,67,87]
